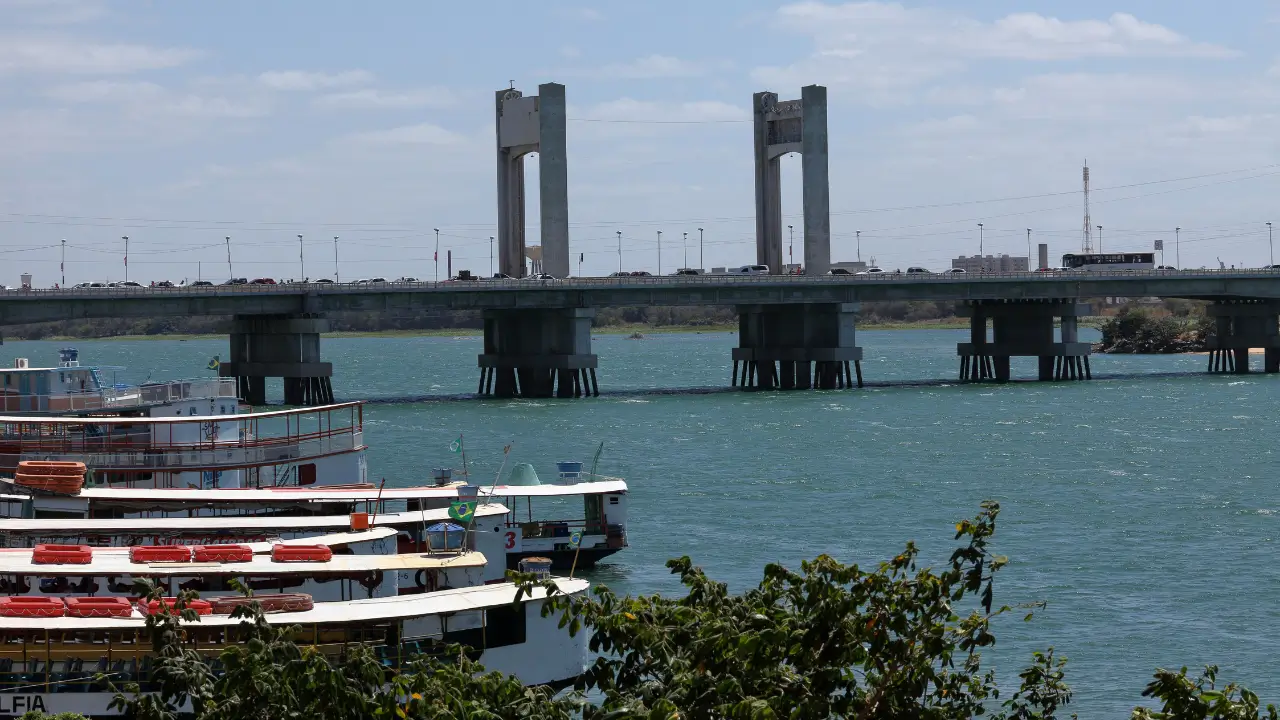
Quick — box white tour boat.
[0,577,589,717]
[0,479,629,568]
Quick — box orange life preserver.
[33,544,92,564]
[270,544,332,563]
[192,545,253,563]
[65,596,133,618]
[141,598,212,616]
[129,545,193,563]
[0,596,66,617]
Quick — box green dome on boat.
[507,463,541,486]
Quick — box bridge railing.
[5,268,1280,296]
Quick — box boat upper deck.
[0,505,509,534]
[56,478,629,503]
[0,578,587,630]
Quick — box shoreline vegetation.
[0,299,1212,347]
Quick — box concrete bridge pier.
[219,314,334,406]
[477,308,598,398]
[1206,301,1280,374]
[732,303,863,390]
[958,301,1093,382]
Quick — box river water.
[6,329,1278,715]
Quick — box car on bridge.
[729,265,769,275]
[223,278,248,285]
[250,278,276,285]
[944,268,966,274]
[311,278,334,284]
[857,267,885,275]
[192,280,213,286]
[827,268,853,275]
[906,267,931,274]
[523,273,557,281]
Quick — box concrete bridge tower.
[495,83,570,279]
[753,85,830,276]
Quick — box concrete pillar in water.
[732,303,862,390]
[477,308,597,398]
[753,85,831,275]
[495,83,570,279]
[220,314,334,406]
[957,300,1091,382]
[1205,300,1280,374]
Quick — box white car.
[856,267,885,275]
[728,265,770,275]
[944,268,967,274]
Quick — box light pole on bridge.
[1026,228,1032,269]
[122,236,129,282]
[616,231,622,274]
[683,231,688,270]
[788,225,794,271]
[490,236,495,276]
[856,230,861,263]
[977,223,983,260]
[433,228,439,282]
[698,228,704,271]
[298,234,305,281]
[60,238,65,288]
[333,236,339,282]
[225,236,232,280]
[657,231,662,276]
[1269,222,1274,267]
[1097,225,1102,254]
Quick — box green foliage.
[89,506,1277,720]
[17,713,89,720]
[1098,306,1207,353]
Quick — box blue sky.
[2,0,1279,283]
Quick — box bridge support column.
[477,308,598,398]
[731,303,862,390]
[219,314,334,406]
[1205,300,1280,374]
[958,300,1092,382]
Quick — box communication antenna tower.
[1082,160,1093,253]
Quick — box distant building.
[951,254,1029,273]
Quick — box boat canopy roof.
[60,479,628,504]
[0,401,362,425]
[0,505,509,533]
[0,578,587,631]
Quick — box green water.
[6,330,1278,715]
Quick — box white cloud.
[755,3,1237,95]
[578,98,746,122]
[594,54,711,79]
[0,37,197,74]
[313,87,454,110]
[256,70,374,91]
[342,122,465,146]
[45,79,271,118]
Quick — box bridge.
[2,270,1280,401]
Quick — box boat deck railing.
[4,430,363,471]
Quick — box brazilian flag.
[206,356,220,371]
[448,500,475,523]
[569,529,583,548]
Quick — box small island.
[1095,303,1214,354]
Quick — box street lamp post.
[122,236,129,282]
[657,231,662,275]
[1269,222,1274,266]
[977,223,984,258]
[1026,228,1032,269]
[788,225,794,271]
[297,234,305,280]
[682,232,688,270]
[333,236,339,282]
[225,236,232,280]
[698,227,704,271]
[856,230,861,263]
[1176,226,1181,268]
[490,236,494,276]
[616,231,622,274]
[1097,225,1102,254]
[60,238,66,287]
[433,228,439,282]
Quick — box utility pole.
[616,231,622,273]
[1097,225,1103,254]
[490,236,494,276]
[122,236,129,282]
[657,231,662,275]
[333,236,339,282]
[225,236,233,280]
[698,227,704,271]
[977,223,984,257]
[682,231,688,270]
[1176,226,1181,268]
[1269,222,1274,266]
[1026,228,1032,269]
[856,230,861,263]
[298,234,305,280]
[433,228,440,282]
[60,238,65,287]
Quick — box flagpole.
[460,433,469,480]
[569,531,584,579]
[370,477,387,523]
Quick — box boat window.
[485,604,527,648]
[298,463,317,485]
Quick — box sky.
[2,0,1280,284]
